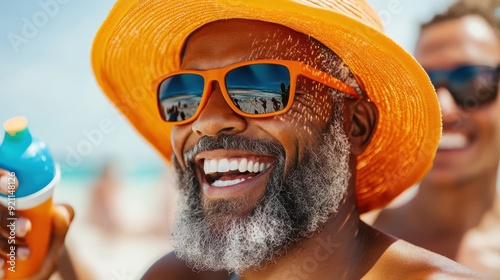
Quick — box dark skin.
[142,253,229,280]
[142,19,485,280]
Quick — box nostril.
[193,123,238,137]
[192,113,245,137]
[191,86,247,137]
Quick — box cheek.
[477,102,500,128]
[485,102,500,141]
[276,81,333,138]
[270,81,334,167]
[171,124,193,167]
[469,104,500,153]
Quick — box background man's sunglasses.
[155,59,359,124]
[426,65,500,109]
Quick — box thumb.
[52,204,74,238]
[0,170,17,194]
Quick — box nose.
[436,86,463,127]
[192,81,247,137]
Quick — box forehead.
[181,19,324,70]
[415,15,500,69]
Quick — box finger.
[17,246,30,261]
[54,204,75,224]
[50,204,74,252]
[0,257,4,279]
[0,235,27,259]
[0,211,31,240]
[0,170,18,194]
[32,204,74,280]
[0,209,29,260]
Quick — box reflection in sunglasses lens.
[159,74,204,122]
[428,65,499,109]
[225,64,291,114]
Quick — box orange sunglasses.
[155,59,359,125]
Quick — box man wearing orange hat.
[0,0,489,279]
[370,0,500,278]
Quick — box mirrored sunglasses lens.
[225,64,291,115]
[449,66,498,108]
[158,74,204,122]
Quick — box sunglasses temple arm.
[300,65,359,98]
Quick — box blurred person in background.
[370,0,500,277]
[88,160,122,234]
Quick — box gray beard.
[171,117,351,274]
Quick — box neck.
[238,191,391,280]
[411,170,499,233]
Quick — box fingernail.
[0,267,4,278]
[17,247,30,261]
[0,176,8,193]
[0,257,4,267]
[15,217,32,238]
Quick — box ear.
[343,98,378,155]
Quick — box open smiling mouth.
[202,158,272,187]
[438,132,471,150]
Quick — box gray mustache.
[183,134,285,164]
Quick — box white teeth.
[248,160,254,173]
[229,160,238,171]
[439,133,468,149]
[218,158,229,172]
[239,158,248,173]
[259,163,265,172]
[204,160,210,174]
[203,158,272,175]
[253,162,260,173]
[213,178,245,187]
[209,159,218,173]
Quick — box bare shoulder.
[366,240,489,280]
[141,251,230,280]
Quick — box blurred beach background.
[1,0,499,279]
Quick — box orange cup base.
[4,198,52,279]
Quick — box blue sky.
[0,0,454,172]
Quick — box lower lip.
[437,146,468,152]
[201,168,273,199]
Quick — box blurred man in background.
[371,0,500,277]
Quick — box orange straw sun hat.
[92,0,441,213]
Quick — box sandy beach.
[51,170,177,280]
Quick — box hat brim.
[92,0,441,213]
